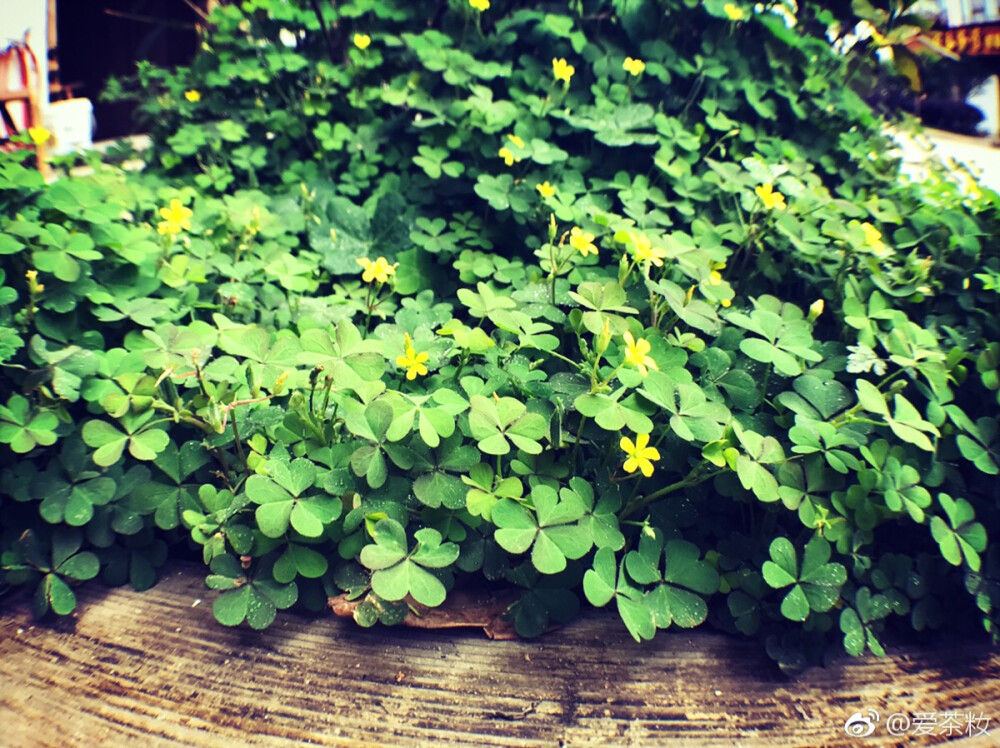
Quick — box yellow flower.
[623,57,646,77]
[353,33,371,50]
[552,58,575,84]
[861,222,884,250]
[622,331,658,378]
[469,0,490,9]
[184,90,201,103]
[27,126,51,146]
[631,233,665,267]
[157,199,194,236]
[536,181,556,198]
[356,256,398,284]
[620,433,660,478]
[755,183,786,211]
[724,3,746,21]
[506,133,525,149]
[25,269,37,283]
[569,227,598,257]
[498,147,517,167]
[396,333,430,380]
[720,298,732,308]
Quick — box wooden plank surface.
[1,562,998,747]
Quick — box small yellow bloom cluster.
[353,33,371,50]
[469,0,490,10]
[157,199,194,236]
[708,262,733,307]
[27,126,51,147]
[184,90,201,103]
[552,58,575,84]
[25,269,44,294]
[569,227,598,257]
[860,222,885,251]
[623,57,645,76]
[499,134,525,167]
[755,183,786,211]
[621,433,660,477]
[622,332,658,377]
[724,3,746,21]
[396,333,430,380]
[629,232,666,267]
[356,256,398,284]
[536,181,556,198]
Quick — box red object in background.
[924,23,1000,57]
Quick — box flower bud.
[618,254,629,285]
[548,213,557,243]
[595,318,612,356]
[272,370,290,396]
[807,298,824,322]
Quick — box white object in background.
[46,97,94,155]
[968,75,999,138]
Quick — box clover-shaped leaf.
[0,394,59,454]
[82,411,171,468]
[624,532,720,629]
[462,463,523,521]
[468,394,548,455]
[583,547,654,642]
[208,554,298,630]
[762,536,846,621]
[732,421,785,502]
[574,388,654,434]
[569,478,625,551]
[10,528,100,618]
[359,518,459,607]
[930,493,987,572]
[840,587,890,657]
[245,458,342,538]
[492,485,591,574]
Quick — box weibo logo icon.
[844,708,880,738]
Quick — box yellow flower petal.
[28,126,51,146]
[536,181,556,198]
[552,58,575,83]
[623,57,646,76]
[755,183,786,211]
[724,3,746,21]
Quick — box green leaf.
[780,584,811,622]
[256,501,294,537]
[492,499,537,554]
[213,586,250,626]
[360,518,408,569]
[584,547,618,607]
[762,537,797,586]
[617,595,656,642]
[57,552,100,581]
[45,574,78,616]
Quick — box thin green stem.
[569,415,588,468]
[620,462,721,521]
[231,413,248,474]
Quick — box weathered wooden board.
[1,563,998,747]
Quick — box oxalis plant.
[2,0,999,672]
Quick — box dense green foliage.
[2,0,999,671]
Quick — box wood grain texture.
[1,563,998,747]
